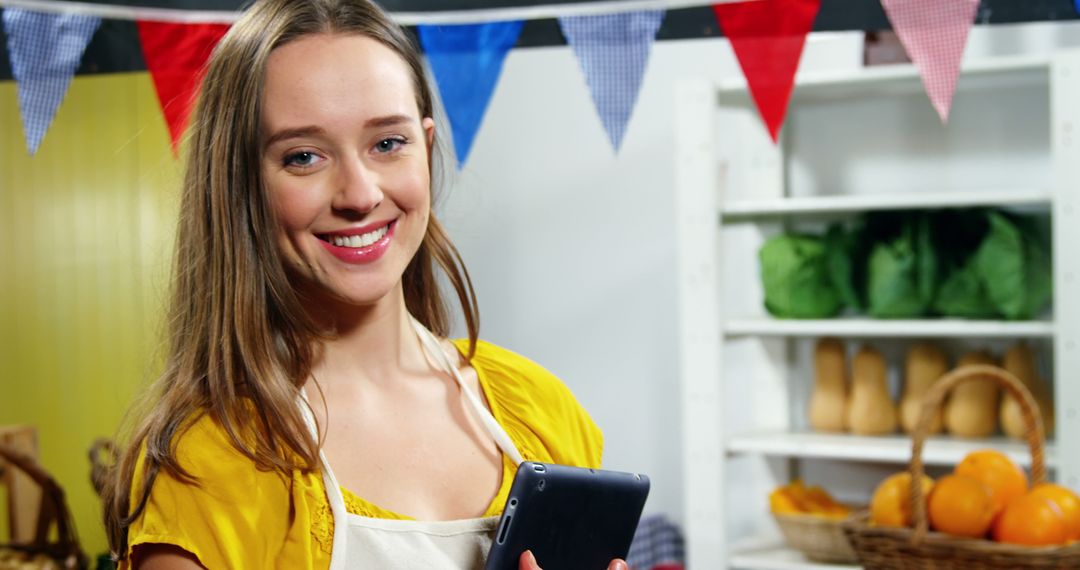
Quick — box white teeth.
[328,224,389,248]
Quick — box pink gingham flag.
[881,0,979,123]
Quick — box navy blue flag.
[3,9,101,155]
[418,21,523,168]
[559,10,664,151]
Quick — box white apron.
[300,319,525,570]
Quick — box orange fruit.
[993,493,1069,546]
[1030,483,1080,541]
[870,472,934,527]
[927,474,995,538]
[955,449,1029,516]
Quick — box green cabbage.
[759,234,843,318]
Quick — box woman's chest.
[319,394,505,520]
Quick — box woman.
[102,0,622,568]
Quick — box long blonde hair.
[104,0,479,555]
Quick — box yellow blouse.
[124,339,604,569]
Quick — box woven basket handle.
[908,363,1046,544]
[0,441,84,567]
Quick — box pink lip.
[317,220,395,264]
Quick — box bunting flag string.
[136,21,230,153]
[0,0,1043,159]
[712,0,820,143]
[418,20,524,168]
[2,8,99,154]
[559,10,664,151]
[0,0,751,25]
[881,0,980,123]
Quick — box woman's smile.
[317,220,397,264]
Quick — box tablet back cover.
[485,462,650,570]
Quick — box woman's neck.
[308,287,430,389]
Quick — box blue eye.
[284,151,321,168]
[375,137,407,154]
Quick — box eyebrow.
[262,115,417,151]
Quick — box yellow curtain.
[0,71,180,557]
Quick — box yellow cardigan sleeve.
[125,414,296,569]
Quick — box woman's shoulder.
[132,411,290,513]
[127,411,330,567]
[452,338,604,468]
[157,411,268,483]
[454,339,575,406]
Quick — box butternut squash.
[809,338,848,432]
[1000,342,1055,438]
[899,342,948,434]
[943,351,1000,438]
[846,346,897,435]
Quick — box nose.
[332,155,383,215]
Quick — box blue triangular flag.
[559,10,664,151]
[418,21,523,168]
[3,9,100,155]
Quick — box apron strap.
[297,391,350,569]
[411,318,525,467]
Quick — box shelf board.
[726,431,1058,469]
[718,54,1050,103]
[730,543,860,570]
[720,190,1052,220]
[723,318,1055,338]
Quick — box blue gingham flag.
[3,9,100,155]
[559,10,664,152]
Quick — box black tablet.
[485,461,650,570]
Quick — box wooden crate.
[0,426,40,544]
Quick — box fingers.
[518,550,543,570]
[515,551,627,570]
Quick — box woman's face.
[260,32,434,310]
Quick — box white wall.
[436,30,861,523]
[436,20,1080,526]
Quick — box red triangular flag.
[881,0,979,123]
[137,21,230,154]
[712,0,821,142]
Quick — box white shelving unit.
[730,544,860,570]
[726,432,1058,469]
[675,50,1080,570]
[721,189,1052,219]
[724,318,1055,338]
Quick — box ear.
[422,117,435,148]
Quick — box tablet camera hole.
[509,499,517,508]
[537,479,546,492]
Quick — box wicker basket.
[774,509,860,564]
[0,442,86,569]
[843,364,1080,569]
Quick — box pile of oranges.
[770,480,852,520]
[870,449,1080,546]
